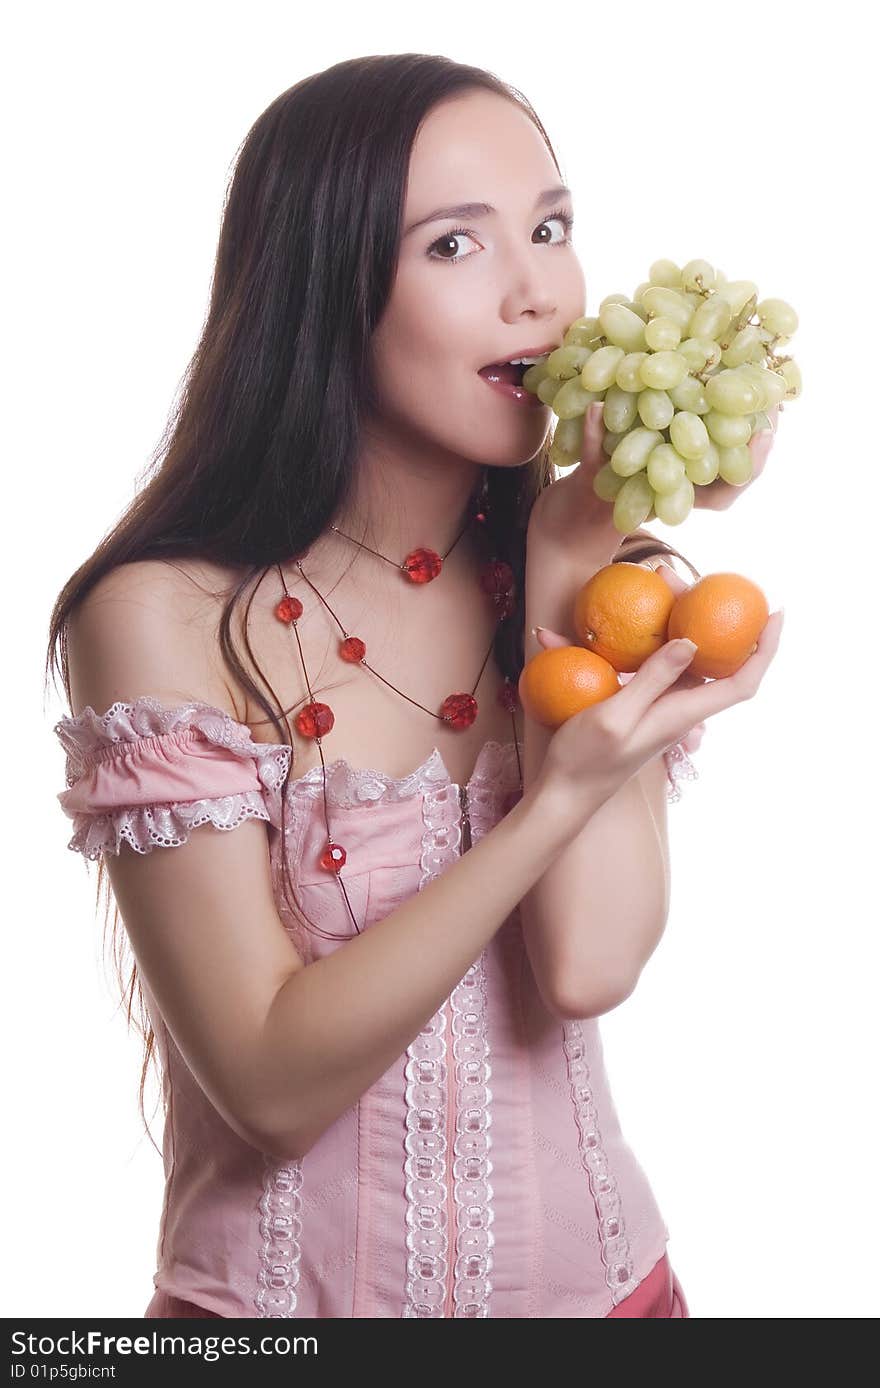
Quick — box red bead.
[439,693,478,730]
[479,559,514,597]
[275,594,303,623]
[498,682,519,712]
[402,548,443,583]
[340,636,366,662]
[294,702,335,738]
[319,843,346,873]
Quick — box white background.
[6,0,876,1319]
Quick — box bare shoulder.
[67,557,251,722]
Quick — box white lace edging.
[63,793,278,861]
[54,695,292,860]
[254,1158,303,1318]
[663,741,699,804]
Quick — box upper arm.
[61,561,306,1150]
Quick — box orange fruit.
[667,572,769,679]
[572,562,676,673]
[518,645,620,729]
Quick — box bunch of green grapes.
[522,258,801,535]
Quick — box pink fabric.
[58,727,264,813]
[144,1252,689,1319]
[55,696,700,1319]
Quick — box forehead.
[405,91,557,209]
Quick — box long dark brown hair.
[44,53,697,1147]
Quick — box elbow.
[549,968,637,1022]
[247,1115,310,1164]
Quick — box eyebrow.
[404,184,573,236]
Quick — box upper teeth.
[509,356,542,365]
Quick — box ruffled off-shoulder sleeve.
[54,696,292,860]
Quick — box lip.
[479,342,558,368]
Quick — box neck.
[303,424,488,585]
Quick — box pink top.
[54,696,700,1319]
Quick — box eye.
[426,210,575,266]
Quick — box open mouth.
[478,361,529,386]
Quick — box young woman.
[47,54,782,1319]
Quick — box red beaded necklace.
[272,467,523,936]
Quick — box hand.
[532,559,709,753]
[534,597,784,818]
[527,399,784,559]
[692,401,783,511]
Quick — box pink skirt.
[144,1252,689,1319]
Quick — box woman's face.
[367,90,586,472]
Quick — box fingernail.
[678,639,698,655]
[531,626,545,637]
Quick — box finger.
[642,610,785,740]
[532,626,570,650]
[580,400,606,467]
[652,561,690,597]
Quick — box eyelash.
[427,207,575,266]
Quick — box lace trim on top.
[54,696,292,860]
[400,748,510,1318]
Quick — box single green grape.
[523,361,550,392]
[717,444,754,485]
[647,443,688,495]
[603,384,640,434]
[632,281,653,303]
[545,344,593,379]
[653,477,695,525]
[599,302,648,352]
[668,375,709,414]
[637,388,675,430]
[639,350,689,390]
[610,427,663,477]
[552,377,601,419]
[688,294,732,340]
[680,259,716,293]
[755,298,798,337]
[648,259,682,288]
[721,324,763,369]
[704,368,762,415]
[553,416,585,458]
[600,293,631,311]
[644,316,682,351]
[563,316,603,348]
[593,462,626,502]
[602,428,624,457]
[685,441,720,484]
[615,352,650,393]
[581,345,626,391]
[669,410,710,459]
[613,472,655,535]
[704,409,753,447]
[677,337,713,371]
[537,375,563,405]
[641,287,694,333]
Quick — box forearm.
[259,775,586,1160]
[520,534,669,1016]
